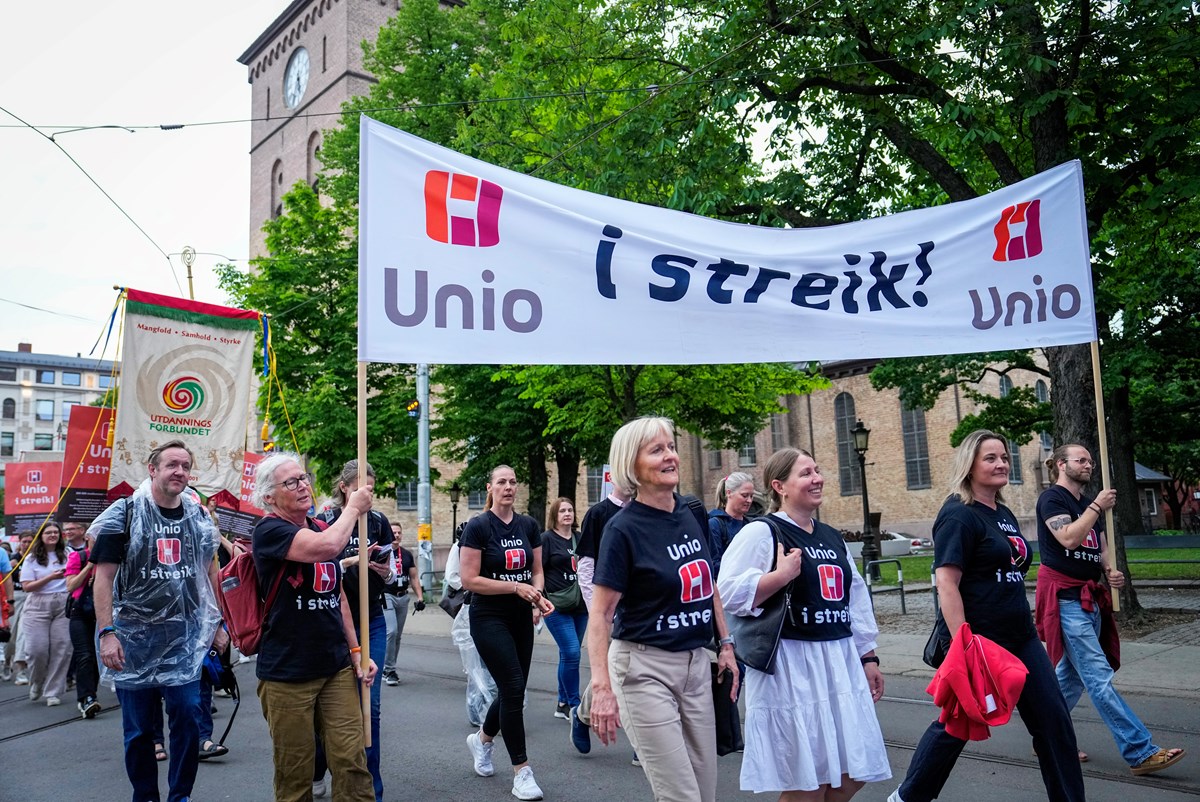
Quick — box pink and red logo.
[1008,536,1029,565]
[505,549,526,571]
[1082,529,1099,550]
[678,559,714,603]
[818,564,845,601]
[157,538,182,565]
[314,562,337,593]
[993,200,1042,261]
[425,170,503,247]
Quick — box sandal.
[1131,747,1186,776]
[154,744,168,762]
[198,740,229,761]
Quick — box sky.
[0,2,288,359]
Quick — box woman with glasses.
[19,522,72,706]
[251,453,378,802]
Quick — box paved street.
[3,594,1198,801]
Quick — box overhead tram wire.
[0,104,184,296]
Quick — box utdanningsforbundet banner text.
[110,289,258,500]
[358,116,1095,367]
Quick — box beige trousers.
[610,640,717,802]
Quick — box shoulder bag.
[724,516,795,675]
[545,532,583,614]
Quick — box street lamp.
[852,420,880,580]
[449,482,462,541]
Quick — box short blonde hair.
[950,430,1007,506]
[607,416,675,497]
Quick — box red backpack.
[218,516,326,655]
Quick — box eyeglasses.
[281,473,314,491]
[1064,458,1094,467]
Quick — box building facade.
[0,344,119,490]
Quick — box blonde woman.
[889,431,1084,802]
[588,417,739,802]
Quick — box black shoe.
[555,702,570,719]
[383,669,400,686]
[569,706,591,755]
[78,697,101,719]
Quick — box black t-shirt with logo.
[771,517,854,642]
[595,496,716,652]
[317,508,394,621]
[459,510,542,613]
[578,497,624,561]
[933,496,1036,649]
[1037,485,1104,591]
[252,515,350,682]
[541,531,579,594]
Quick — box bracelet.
[718,636,735,648]
[98,626,118,639]
[860,655,880,666]
[349,646,361,654]
[1089,503,1102,515]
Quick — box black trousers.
[898,635,1085,802]
[68,610,99,703]
[470,600,534,766]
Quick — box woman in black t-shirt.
[459,465,554,802]
[540,497,587,720]
[889,431,1085,802]
[588,417,739,802]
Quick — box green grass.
[866,549,1200,585]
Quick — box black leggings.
[470,600,534,766]
[68,610,99,702]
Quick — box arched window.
[1,398,14,419]
[998,376,1023,483]
[834,392,860,495]
[1035,380,1052,451]
[271,159,284,219]
[900,401,931,489]
[307,132,322,192]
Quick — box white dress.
[716,512,892,793]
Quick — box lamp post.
[449,482,462,542]
[852,420,880,580]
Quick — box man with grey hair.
[90,439,226,802]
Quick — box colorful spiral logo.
[162,376,205,414]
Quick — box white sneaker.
[0,663,11,681]
[312,778,328,798]
[467,732,495,777]
[511,766,543,800]
[29,683,42,701]
[887,789,906,802]
[14,670,29,686]
[45,696,61,707]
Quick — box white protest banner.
[359,116,1095,366]
[110,289,260,499]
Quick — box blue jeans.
[116,681,202,802]
[543,608,588,707]
[315,613,386,801]
[198,677,213,743]
[1057,598,1156,766]
[898,636,1084,802]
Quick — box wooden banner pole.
[357,360,372,743]
[1090,340,1120,613]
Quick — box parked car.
[883,530,932,553]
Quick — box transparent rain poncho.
[94,478,221,688]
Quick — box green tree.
[216,184,418,494]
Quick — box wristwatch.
[718,635,735,648]
[860,655,880,666]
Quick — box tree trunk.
[554,443,581,514]
[1108,383,1143,614]
[525,447,549,525]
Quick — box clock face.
[284,47,310,109]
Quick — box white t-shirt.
[19,552,68,594]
